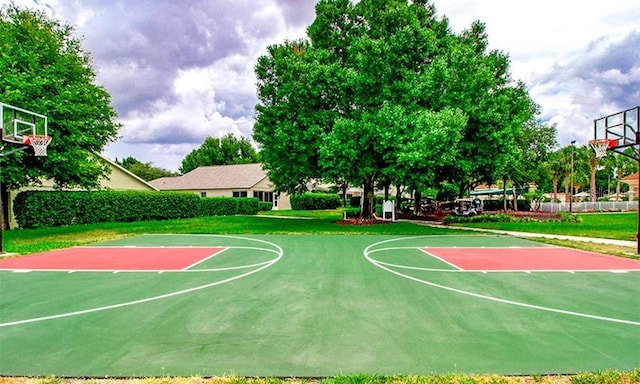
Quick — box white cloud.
[10,0,640,171]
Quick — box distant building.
[621,173,638,201]
[149,163,291,210]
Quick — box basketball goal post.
[0,102,51,253]
[592,106,640,254]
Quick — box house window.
[232,191,247,198]
[200,192,207,197]
[253,191,274,203]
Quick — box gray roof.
[149,163,267,190]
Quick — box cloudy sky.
[12,0,640,172]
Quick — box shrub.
[258,201,273,211]
[14,190,201,228]
[236,198,260,215]
[443,213,516,225]
[291,193,341,210]
[13,191,261,228]
[198,197,238,216]
[558,211,582,223]
[343,207,361,218]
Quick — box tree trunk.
[589,157,597,202]
[0,182,7,253]
[512,184,518,211]
[395,186,404,213]
[361,177,376,220]
[564,172,570,203]
[458,182,466,198]
[340,182,348,208]
[413,190,422,216]
[502,176,508,212]
[552,173,558,202]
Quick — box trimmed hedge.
[14,190,261,229]
[290,192,341,210]
[198,196,261,216]
[198,197,239,216]
[258,201,273,211]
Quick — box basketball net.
[588,138,616,159]
[23,134,52,157]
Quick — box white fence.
[538,201,638,213]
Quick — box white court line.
[182,247,229,270]
[419,248,463,270]
[364,236,640,326]
[7,260,275,274]
[0,235,283,328]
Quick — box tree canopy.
[116,156,177,181]
[179,133,259,174]
[254,0,536,217]
[0,4,121,190]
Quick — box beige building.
[149,163,291,210]
[7,154,158,228]
[622,173,638,201]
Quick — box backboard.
[593,106,639,160]
[1,102,48,144]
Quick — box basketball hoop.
[23,134,52,156]
[588,138,616,159]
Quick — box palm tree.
[546,150,566,203]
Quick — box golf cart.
[452,198,482,216]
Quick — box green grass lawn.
[453,212,638,241]
[2,210,638,255]
[1,212,453,255]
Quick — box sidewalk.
[420,222,637,249]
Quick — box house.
[6,154,158,228]
[149,163,291,210]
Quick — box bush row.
[14,190,264,229]
[443,211,582,225]
[291,192,342,210]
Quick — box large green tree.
[0,5,120,235]
[0,5,120,190]
[179,133,259,174]
[503,119,557,209]
[254,0,535,218]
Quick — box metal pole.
[637,163,639,255]
[0,179,3,254]
[0,145,29,254]
[570,140,576,213]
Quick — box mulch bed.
[336,218,392,225]
[337,210,561,225]
[488,210,561,221]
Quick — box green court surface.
[0,234,638,377]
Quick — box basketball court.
[1,234,638,377]
[0,104,638,376]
